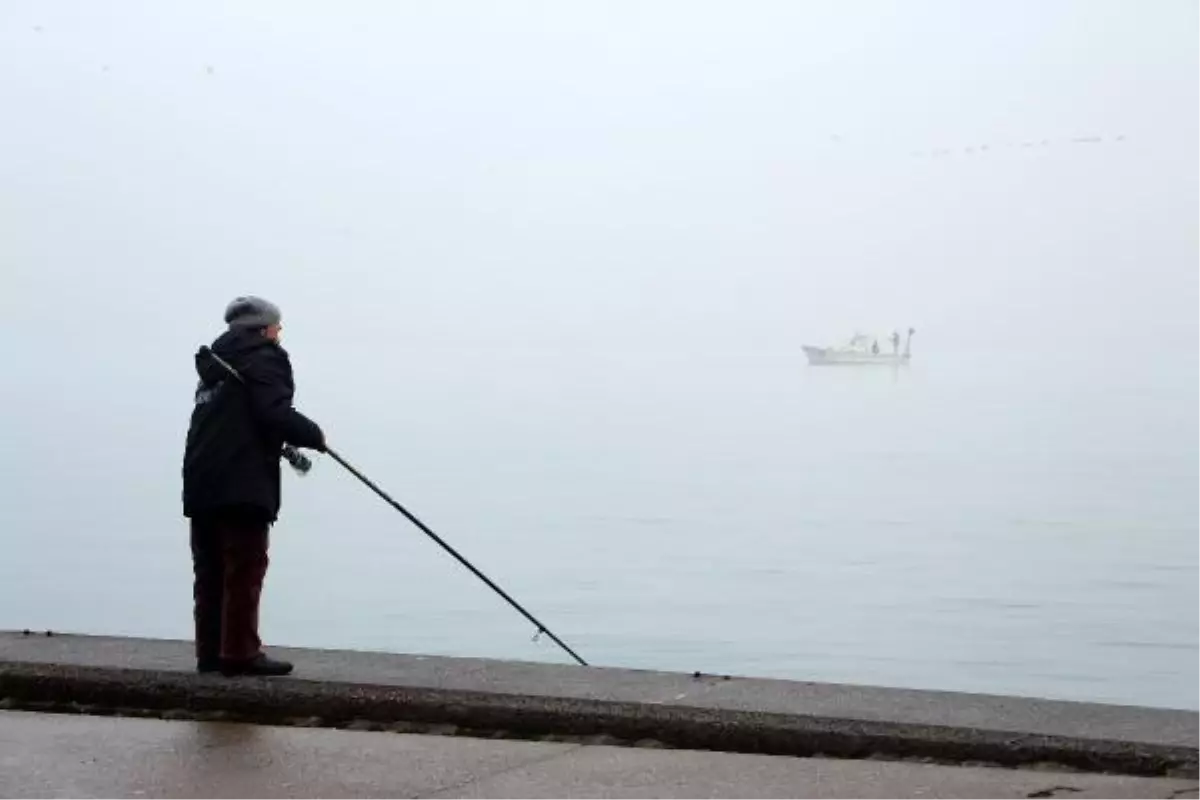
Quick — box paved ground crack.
[417,743,583,799]
[1027,787,1082,798]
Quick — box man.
[182,296,326,676]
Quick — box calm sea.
[2,342,1196,709]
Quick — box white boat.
[803,328,915,366]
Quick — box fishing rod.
[320,446,588,666]
[198,346,589,667]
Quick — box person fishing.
[182,296,326,676]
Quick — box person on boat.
[182,296,326,677]
[872,340,880,355]
[891,331,900,354]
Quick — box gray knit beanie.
[224,296,282,329]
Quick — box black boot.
[197,657,221,674]
[220,653,294,677]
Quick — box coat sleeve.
[241,348,326,451]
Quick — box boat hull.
[802,345,910,366]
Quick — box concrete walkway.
[2,711,1196,799]
[2,632,1196,778]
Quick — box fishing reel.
[282,444,314,476]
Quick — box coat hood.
[194,328,277,386]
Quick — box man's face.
[264,323,283,343]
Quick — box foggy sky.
[2,0,1195,364]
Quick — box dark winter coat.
[182,328,324,522]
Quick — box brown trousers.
[190,509,271,662]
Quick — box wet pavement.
[4,631,1195,748]
[1,711,1196,799]
[3,631,1196,777]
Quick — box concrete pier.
[1,631,1196,784]
[2,711,1196,798]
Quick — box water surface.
[2,342,1195,710]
